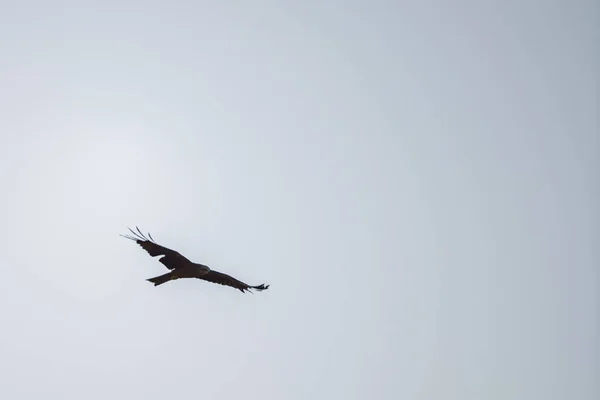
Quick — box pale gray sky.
[0,1,597,399]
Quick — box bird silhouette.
[121,227,269,293]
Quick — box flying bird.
[121,227,269,293]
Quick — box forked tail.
[147,272,176,286]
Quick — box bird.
[121,227,269,293]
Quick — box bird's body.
[121,227,269,293]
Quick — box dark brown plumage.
[121,227,269,293]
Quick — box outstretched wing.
[121,226,192,270]
[198,270,270,293]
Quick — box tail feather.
[147,272,176,286]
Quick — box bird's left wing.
[121,226,191,270]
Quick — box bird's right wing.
[121,226,191,270]
[198,270,270,293]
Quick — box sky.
[0,1,597,399]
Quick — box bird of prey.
[121,227,269,293]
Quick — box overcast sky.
[0,1,597,399]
